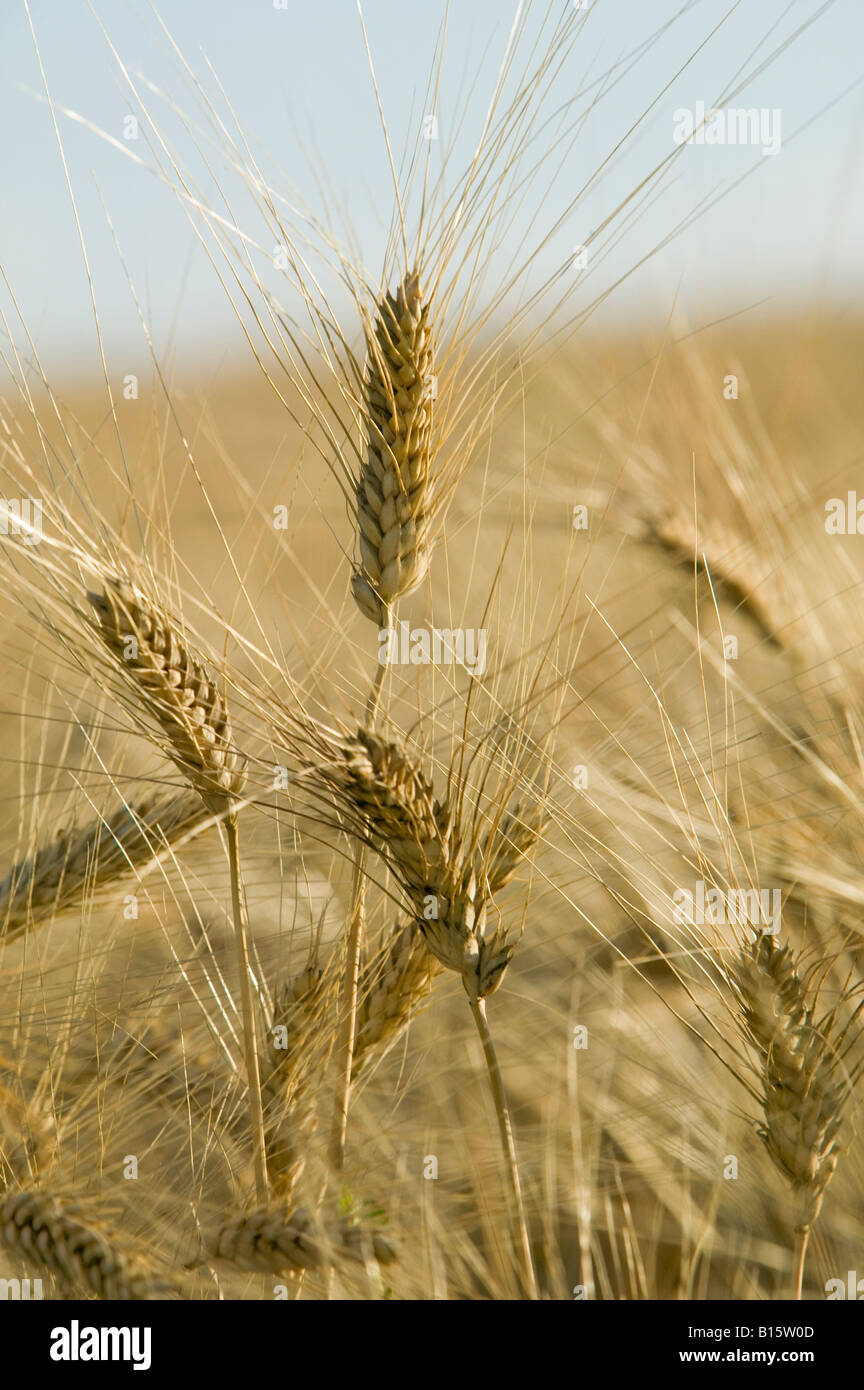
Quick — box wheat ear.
[88,576,268,1204]
[0,790,206,944]
[733,935,864,1297]
[88,579,245,813]
[350,268,435,627]
[0,1191,173,1299]
[261,966,331,1196]
[352,922,439,1078]
[331,731,542,1000]
[207,1203,395,1277]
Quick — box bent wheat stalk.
[88,577,268,1204]
[321,728,544,1296]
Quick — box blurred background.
[1,0,863,381]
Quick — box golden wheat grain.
[351,269,435,626]
[0,1191,173,1299]
[0,790,206,943]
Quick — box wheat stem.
[329,663,388,1172]
[365,659,387,724]
[792,1225,810,1301]
[224,812,269,1205]
[468,996,538,1300]
[329,855,367,1170]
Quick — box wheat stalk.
[332,266,435,1176]
[0,1190,173,1299]
[0,790,207,944]
[733,934,864,1297]
[88,575,268,1204]
[320,727,543,1295]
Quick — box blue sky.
[1,0,862,379]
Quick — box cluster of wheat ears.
[1,2,861,1302]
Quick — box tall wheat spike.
[334,266,436,1183]
[351,269,435,627]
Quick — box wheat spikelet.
[733,935,862,1225]
[0,1191,172,1299]
[353,921,440,1077]
[351,269,435,625]
[88,578,246,814]
[208,1203,395,1275]
[0,790,206,942]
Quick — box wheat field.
[1,1,862,1304]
